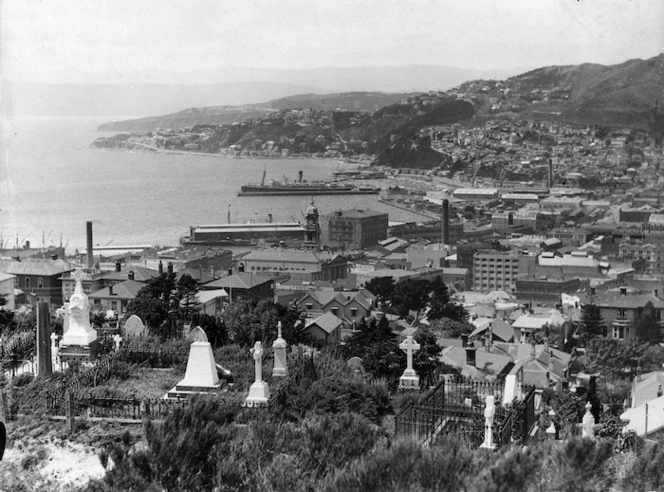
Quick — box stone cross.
[399,336,420,372]
[71,269,85,293]
[480,395,496,449]
[113,334,122,351]
[251,341,264,383]
[581,401,595,439]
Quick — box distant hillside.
[98,92,416,132]
[456,54,664,129]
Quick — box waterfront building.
[320,209,388,250]
[239,250,348,282]
[473,250,521,293]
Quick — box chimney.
[548,159,553,189]
[298,170,303,183]
[50,254,58,260]
[466,348,476,367]
[442,199,450,245]
[86,221,94,270]
[228,268,233,276]
[461,334,468,347]
[620,286,627,295]
[167,262,174,275]
[109,284,114,296]
[239,263,245,273]
[128,270,135,281]
[115,260,121,272]
[24,240,30,249]
[158,260,164,275]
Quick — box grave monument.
[272,322,288,377]
[399,335,421,389]
[167,327,222,398]
[480,395,496,450]
[244,341,269,407]
[59,269,100,362]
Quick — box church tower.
[303,201,320,250]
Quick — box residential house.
[594,287,664,340]
[88,279,145,317]
[0,272,16,310]
[0,258,75,308]
[301,312,343,345]
[203,273,274,304]
[298,289,376,326]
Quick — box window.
[111,301,117,310]
[331,307,339,316]
[306,303,313,310]
[25,278,30,289]
[37,278,44,288]
[351,307,358,317]
[14,277,17,287]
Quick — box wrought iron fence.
[268,355,316,409]
[73,395,190,420]
[395,377,506,447]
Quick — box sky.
[1,0,663,83]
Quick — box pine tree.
[579,292,605,343]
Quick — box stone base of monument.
[58,340,100,362]
[166,382,223,399]
[243,381,270,407]
[399,369,420,389]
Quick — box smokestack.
[86,221,93,270]
[159,260,163,275]
[167,262,174,275]
[442,199,450,245]
[548,159,553,189]
[298,170,303,183]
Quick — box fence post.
[66,389,74,433]
[0,390,8,423]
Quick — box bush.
[12,373,34,387]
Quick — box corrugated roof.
[88,279,145,300]
[1,259,75,276]
[305,312,343,334]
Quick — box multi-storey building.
[320,209,388,250]
[473,249,520,293]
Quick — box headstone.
[347,357,364,373]
[244,341,269,407]
[36,302,52,377]
[480,395,496,450]
[187,326,208,343]
[112,334,123,351]
[123,315,146,338]
[61,269,98,347]
[546,408,557,440]
[399,335,420,389]
[167,331,221,398]
[581,401,595,439]
[272,322,288,377]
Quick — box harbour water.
[0,116,427,252]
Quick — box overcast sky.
[2,0,663,83]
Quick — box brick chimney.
[466,348,476,367]
[128,270,135,281]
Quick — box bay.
[0,116,426,252]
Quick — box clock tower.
[303,201,320,250]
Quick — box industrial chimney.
[298,170,303,183]
[86,221,93,270]
[442,199,450,245]
[548,159,553,189]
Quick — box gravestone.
[244,341,270,407]
[60,269,99,361]
[123,315,146,338]
[272,322,288,377]
[36,302,52,377]
[399,336,420,389]
[167,326,221,398]
[581,401,595,439]
[480,395,496,450]
[187,326,208,343]
[112,334,123,351]
[347,357,364,373]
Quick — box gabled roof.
[243,250,321,264]
[1,259,75,276]
[89,279,145,300]
[304,312,343,334]
[103,266,161,282]
[205,273,273,290]
[194,289,228,305]
[595,291,664,309]
[440,346,513,378]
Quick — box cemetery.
[0,269,663,490]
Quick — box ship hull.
[238,187,379,196]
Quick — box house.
[240,250,348,282]
[88,279,145,317]
[192,289,228,318]
[621,395,664,438]
[203,273,274,304]
[298,289,376,326]
[511,309,568,340]
[469,317,520,344]
[0,272,16,310]
[630,372,664,408]
[594,287,664,340]
[301,312,343,345]
[0,258,75,308]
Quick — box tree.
[392,278,430,317]
[578,292,605,344]
[412,329,442,387]
[585,337,648,380]
[635,301,660,344]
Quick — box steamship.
[238,169,380,196]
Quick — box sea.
[0,116,426,253]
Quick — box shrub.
[12,373,34,387]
